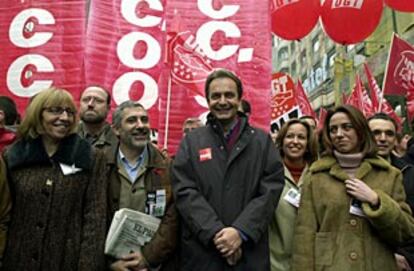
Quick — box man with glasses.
[78,86,117,151]
[368,113,414,271]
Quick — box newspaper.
[105,208,161,259]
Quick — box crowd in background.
[0,69,414,270]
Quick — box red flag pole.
[163,74,172,150]
[379,32,396,112]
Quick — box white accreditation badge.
[349,199,366,217]
[152,189,166,217]
[283,188,301,208]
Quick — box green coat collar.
[310,155,391,181]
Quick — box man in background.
[78,86,117,151]
[368,113,414,271]
[0,96,18,152]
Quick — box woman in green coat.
[292,105,414,271]
[269,119,318,271]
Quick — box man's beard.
[80,111,106,124]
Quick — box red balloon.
[271,0,320,40]
[385,0,414,12]
[321,0,383,45]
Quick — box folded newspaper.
[105,208,161,259]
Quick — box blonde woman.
[2,88,107,271]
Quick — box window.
[291,61,297,76]
[312,37,320,53]
[278,47,289,61]
[328,50,336,67]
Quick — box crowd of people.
[0,69,414,271]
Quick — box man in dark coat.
[171,69,285,271]
[368,113,414,270]
[107,101,177,271]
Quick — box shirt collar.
[118,145,148,169]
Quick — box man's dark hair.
[367,112,398,131]
[240,99,251,115]
[204,69,243,100]
[0,96,18,125]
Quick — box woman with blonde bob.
[269,119,318,271]
[1,87,107,271]
[292,105,414,271]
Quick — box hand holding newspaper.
[105,208,161,259]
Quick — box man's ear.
[111,124,120,137]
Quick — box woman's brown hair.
[322,105,377,157]
[276,118,319,164]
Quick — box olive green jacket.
[269,165,308,271]
[292,155,414,271]
[0,156,11,261]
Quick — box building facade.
[272,7,414,112]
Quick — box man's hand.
[110,252,148,271]
[396,253,412,271]
[345,178,379,206]
[226,247,243,266]
[213,227,242,257]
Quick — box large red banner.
[85,0,166,127]
[158,0,272,154]
[0,0,86,115]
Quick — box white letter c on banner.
[121,0,163,27]
[7,54,54,97]
[9,8,55,48]
[196,21,240,61]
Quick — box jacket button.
[350,219,357,226]
[132,188,137,193]
[220,146,224,150]
[349,252,358,260]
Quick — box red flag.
[361,88,375,118]
[347,74,375,117]
[317,107,327,132]
[363,62,402,127]
[166,31,213,97]
[407,89,414,121]
[383,33,414,95]
[295,80,316,118]
[347,75,364,109]
[363,63,380,111]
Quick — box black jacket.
[391,153,414,268]
[171,114,284,271]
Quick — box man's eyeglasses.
[44,106,76,117]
